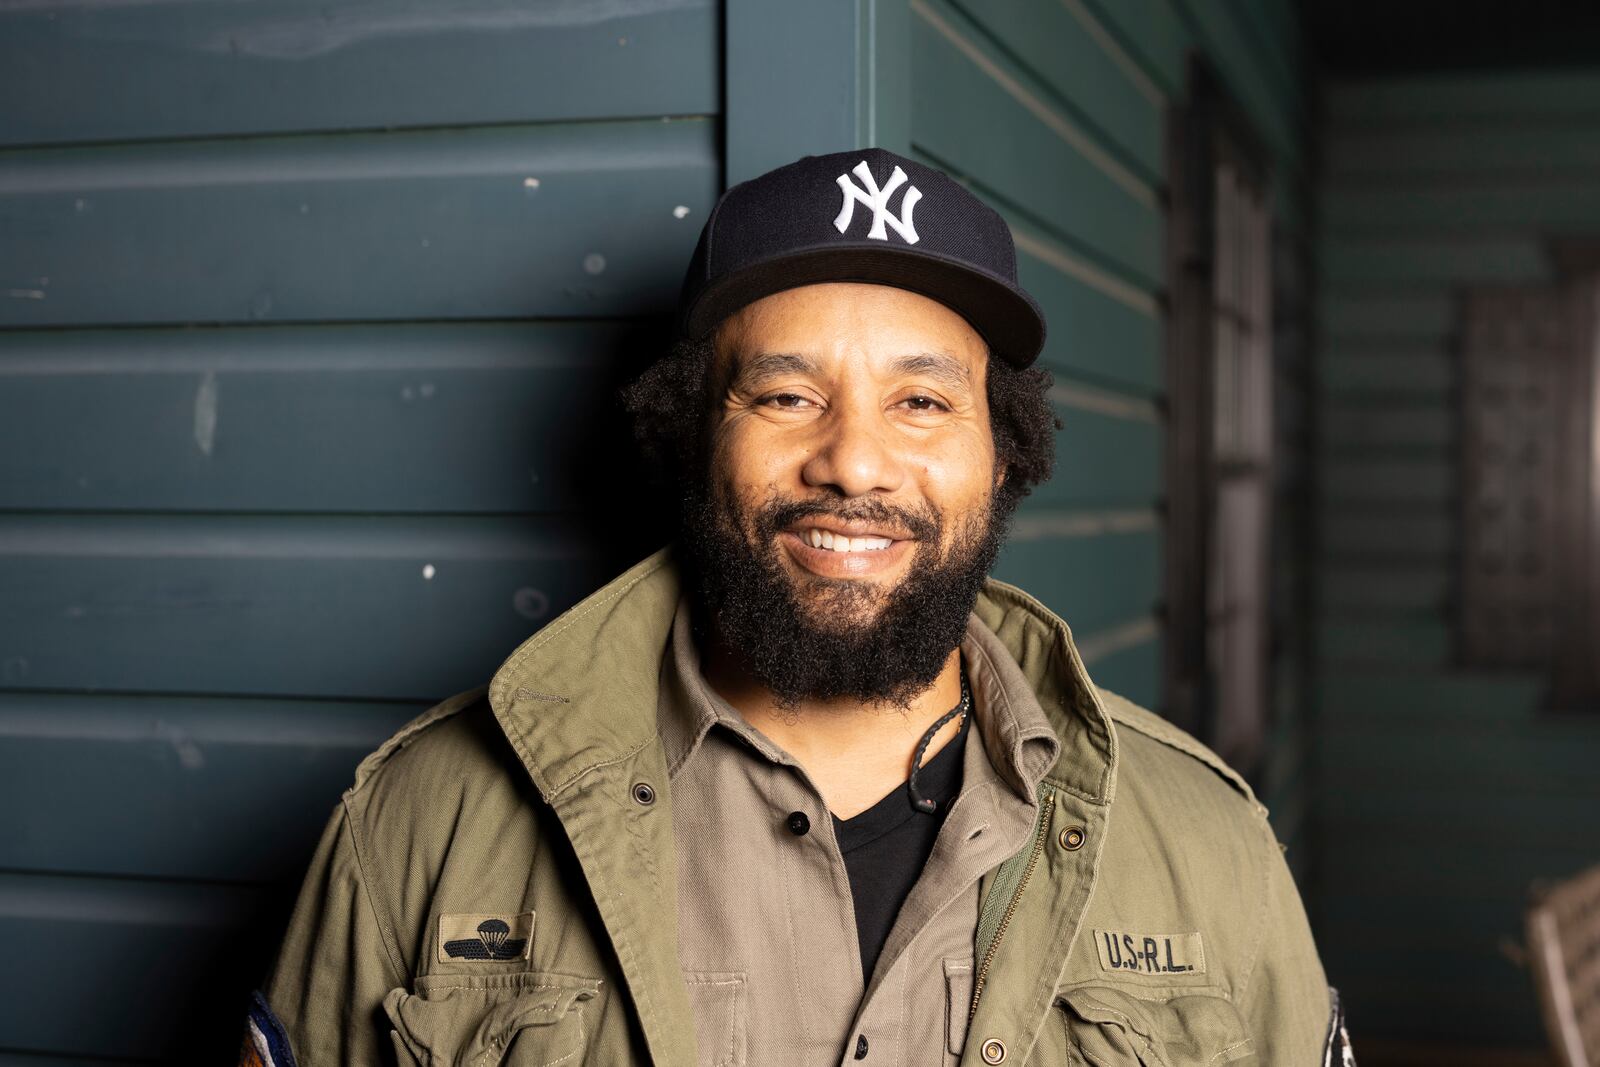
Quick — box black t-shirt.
[831,711,970,982]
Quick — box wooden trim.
[1163,54,1278,770]
[724,0,910,185]
[1162,58,1214,737]
[1549,277,1600,710]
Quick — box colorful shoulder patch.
[1323,986,1356,1066]
[240,991,298,1067]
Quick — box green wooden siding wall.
[1314,70,1600,1050]
[0,2,717,1060]
[906,0,1316,866]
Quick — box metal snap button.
[1058,825,1086,851]
[981,1037,1007,1064]
[631,781,656,805]
[786,811,811,836]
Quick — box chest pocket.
[683,971,747,1067]
[1056,986,1256,1067]
[384,971,601,1067]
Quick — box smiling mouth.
[798,527,897,553]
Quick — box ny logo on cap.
[833,160,922,245]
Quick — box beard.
[680,477,1015,709]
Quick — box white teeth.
[802,529,894,553]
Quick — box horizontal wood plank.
[1324,178,1600,233]
[0,321,654,513]
[1317,351,1455,395]
[1317,720,1600,795]
[1317,670,1544,719]
[1317,619,1452,666]
[939,0,1163,180]
[1320,403,1455,450]
[0,514,635,700]
[1322,510,1454,559]
[1328,121,1600,179]
[1318,837,1598,904]
[0,0,717,147]
[995,519,1160,635]
[1321,458,1454,504]
[0,118,717,327]
[0,692,418,882]
[1328,70,1600,125]
[1019,239,1162,395]
[911,3,1162,289]
[1321,236,1553,289]
[1316,782,1600,830]
[1317,565,1452,613]
[0,873,281,1059]
[1076,0,1187,98]
[1032,401,1163,508]
[1321,983,1544,1047]
[1317,811,1598,861]
[0,1054,143,1067]
[1319,292,1455,341]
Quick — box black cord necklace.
[906,670,971,815]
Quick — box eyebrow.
[890,351,974,394]
[729,349,975,393]
[735,351,819,385]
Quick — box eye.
[760,392,816,410]
[898,394,950,413]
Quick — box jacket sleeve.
[1237,818,1337,1064]
[258,803,405,1066]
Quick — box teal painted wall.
[906,0,1316,865]
[0,2,717,1060]
[1314,69,1600,1051]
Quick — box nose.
[800,402,906,498]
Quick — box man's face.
[685,282,1008,706]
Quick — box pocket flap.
[1058,986,1255,1067]
[943,958,974,1056]
[386,972,600,1067]
[683,971,747,1067]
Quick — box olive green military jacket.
[262,549,1333,1065]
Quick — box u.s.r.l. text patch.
[1092,930,1206,976]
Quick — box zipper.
[969,785,1054,1022]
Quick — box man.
[248,149,1348,1066]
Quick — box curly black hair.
[621,334,1058,511]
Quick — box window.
[1165,61,1276,775]
[1460,259,1600,710]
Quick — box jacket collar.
[487,548,1116,806]
[656,595,1063,802]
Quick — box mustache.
[755,496,941,542]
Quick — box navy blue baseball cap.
[678,148,1046,368]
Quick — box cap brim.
[681,245,1046,368]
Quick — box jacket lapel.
[487,549,698,1067]
[966,580,1118,1063]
